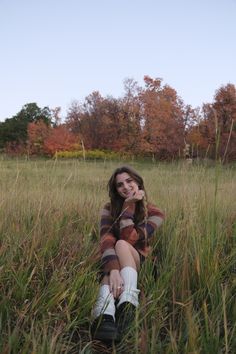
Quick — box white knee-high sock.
[117,266,140,308]
[92,284,116,320]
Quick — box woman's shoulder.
[100,201,112,215]
[102,201,111,209]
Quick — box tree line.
[0,76,235,161]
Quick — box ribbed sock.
[117,266,140,307]
[92,284,116,320]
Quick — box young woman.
[91,165,165,342]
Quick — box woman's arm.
[119,201,165,244]
[100,203,120,274]
[135,204,165,240]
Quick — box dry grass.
[0,158,235,353]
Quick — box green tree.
[0,103,52,149]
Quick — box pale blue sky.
[1,0,235,121]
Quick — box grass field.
[0,158,235,353]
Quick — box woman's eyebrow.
[116,178,132,186]
[116,181,123,186]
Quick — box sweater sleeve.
[100,203,120,274]
[119,202,165,246]
[119,201,138,245]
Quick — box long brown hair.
[107,165,147,224]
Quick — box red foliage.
[5,79,234,161]
[65,78,187,159]
[43,125,79,156]
[27,120,51,155]
[27,121,79,156]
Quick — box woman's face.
[115,172,139,199]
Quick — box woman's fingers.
[110,282,124,298]
[136,190,145,199]
[125,190,145,203]
[109,270,124,298]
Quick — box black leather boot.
[91,314,117,341]
[116,302,136,341]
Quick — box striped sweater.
[100,201,165,274]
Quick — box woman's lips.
[125,190,133,197]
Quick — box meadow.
[0,158,235,353]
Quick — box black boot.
[91,314,117,342]
[116,302,136,341]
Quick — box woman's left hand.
[109,269,124,299]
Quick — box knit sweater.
[100,201,165,274]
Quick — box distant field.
[0,158,235,353]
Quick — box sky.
[0,0,236,122]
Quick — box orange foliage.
[27,120,51,155]
[141,76,185,158]
[27,121,79,156]
[43,125,79,156]
[21,80,235,161]
[186,83,236,161]
[66,78,187,159]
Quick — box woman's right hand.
[109,269,124,299]
[125,189,145,203]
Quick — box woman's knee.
[115,240,140,269]
[115,239,130,253]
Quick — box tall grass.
[0,158,235,353]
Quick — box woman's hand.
[125,190,145,203]
[109,269,124,299]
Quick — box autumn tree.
[66,93,103,149]
[27,120,51,155]
[66,100,82,135]
[140,76,186,159]
[58,78,236,161]
[66,92,127,152]
[66,77,189,158]
[187,84,236,161]
[118,78,143,153]
[43,125,79,156]
[209,83,236,161]
[66,86,143,154]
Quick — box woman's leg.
[91,273,118,341]
[115,240,140,307]
[92,275,116,320]
[115,239,140,270]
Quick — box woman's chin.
[124,193,133,199]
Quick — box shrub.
[54,149,131,161]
